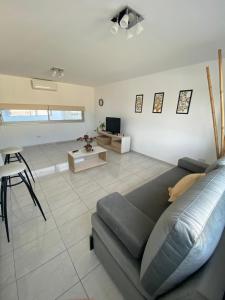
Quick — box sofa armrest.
[178,157,208,173]
[97,192,155,259]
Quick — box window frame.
[0,103,85,124]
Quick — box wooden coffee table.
[68,146,107,173]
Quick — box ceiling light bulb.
[136,22,144,35]
[59,70,64,78]
[127,31,134,40]
[111,22,119,35]
[120,13,129,29]
[51,69,57,77]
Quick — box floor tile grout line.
[0,186,18,295]
[54,208,90,228]
[49,167,103,296]
[9,173,95,230]
[80,262,101,281]
[66,244,90,300]
[67,177,93,212]
[12,217,56,251]
[15,248,68,282]
[54,281,89,300]
[9,201,51,230]
[11,181,94,250]
[50,204,91,299]
[11,202,20,300]
[47,198,84,214]
[57,223,91,252]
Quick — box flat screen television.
[106,117,121,134]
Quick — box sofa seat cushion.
[97,192,155,259]
[140,167,225,298]
[126,167,190,222]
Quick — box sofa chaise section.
[91,157,225,300]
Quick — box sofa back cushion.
[205,156,225,173]
[140,167,225,298]
[178,157,208,173]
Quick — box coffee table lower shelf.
[68,149,107,173]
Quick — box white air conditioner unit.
[31,79,57,91]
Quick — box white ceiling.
[0,0,224,86]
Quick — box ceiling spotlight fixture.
[111,6,144,39]
[111,17,119,34]
[51,67,65,79]
[136,23,144,35]
[127,30,134,40]
[120,8,129,29]
[136,16,144,35]
[51,69,57,77]
[58,69,64,78]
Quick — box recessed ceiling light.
[51,67,64,79]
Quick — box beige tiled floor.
[0,140,173,300]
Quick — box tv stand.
[96,130,131,154]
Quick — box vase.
[85,144,93,152]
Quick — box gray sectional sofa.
[91,157,225,300]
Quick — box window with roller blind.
[0,104,85,124]
[48,105,83,121]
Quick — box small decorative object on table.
[99,122,106,131]
[77,135,96,152]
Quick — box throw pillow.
[168,173,206,202]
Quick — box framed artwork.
[152,92,164,113]
[176,90,193,114]
[98,98,104,106]
[135,94,143,113]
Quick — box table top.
[68,146,107,158]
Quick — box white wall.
[1,60,223,164]
[95,60,223,164]
[0,74,95,147]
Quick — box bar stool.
[1,147,35,182]
[0,162,46,242]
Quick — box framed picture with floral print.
[135,94,143,113]
[152,92,164,113]
[176,90,193,114]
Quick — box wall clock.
[98,98,104,106]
